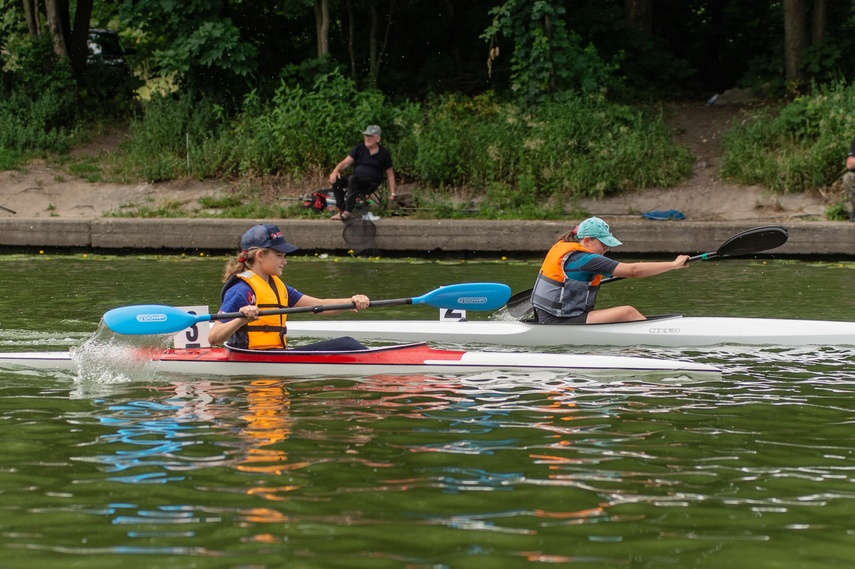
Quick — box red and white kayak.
[0,342,719,376]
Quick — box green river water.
[1,253,854,568]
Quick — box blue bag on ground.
[642,209,686,221]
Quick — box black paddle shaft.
[213,297,413,321]
[600,224,789,284]
[503,225,789,318]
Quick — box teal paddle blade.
[413,283,511,311]
[103,305,211,335]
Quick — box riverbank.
[1,217,852,258]
[0,101,852,257]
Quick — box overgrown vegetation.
[0,30,140,170]
[824,201,850,221]
[0,35,78,158]
[721,81,855,194]
[4,0,855,221]
[105,71,692,217]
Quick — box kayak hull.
[285,315,855,347]
[0,343,719,376]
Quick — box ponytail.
[559,225,580,242]
[222,248,260,283]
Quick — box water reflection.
[82,379,303,484]
[4,255,855,566]
[6,343,855,564]
[236,379,297,477]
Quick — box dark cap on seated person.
[240,224,299,253]
[363,125,381,136]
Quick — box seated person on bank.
[328,125,397,221]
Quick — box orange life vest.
[531,241,603,318]
[228,270,289,350]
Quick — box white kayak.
[285,314,855,348]
[0,342,719,376]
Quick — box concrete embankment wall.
[0,218,852,257]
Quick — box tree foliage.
[6,0,855,200]
[5,2,855,96]
[115,0,258,100]
[0,33,77,152]
[483,0,618,105]
[8,0,855,106]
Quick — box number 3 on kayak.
[172,306,211,348]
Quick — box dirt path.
[0,102,833,221]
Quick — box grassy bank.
[721,81,855,220]
[6,71,695,220]
[6,71,855,220]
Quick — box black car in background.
[87,29,133,73]
[85,29,140,103]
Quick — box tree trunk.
[544,14,555,91]
[44,0,69,57]
[440,0,461,65]
[22,0,40,36]
[368,0,395,86]
[346,0,357,81]
[314,0,330,57]
[368,1,378,86]
[811,0,827,43]
[625,0,652,35]
[783,0,807,87]
[377,0,394,83]
[69,0,93,73]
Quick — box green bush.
[0,33,142,159]
[0,147,21,170]
[0,35,77,153]
[722,81,855,192]
[77,62,144,118]
[395,91,692,201]
[114,72,693,210]
[228,70,391,175]
[117,93,227,181]
[824,201,850,221]
[114,73,384,181]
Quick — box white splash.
[70,322,171,385]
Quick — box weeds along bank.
[113,73,694,215]
[721,81,855,204]
[3,65,692,217]
[4,63,855,221]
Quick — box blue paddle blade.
[103,305,212,335]
[414,283,511,311]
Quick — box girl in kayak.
[208,223,371,350]
[531,217,690,324]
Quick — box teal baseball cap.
[576,217,622,247]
